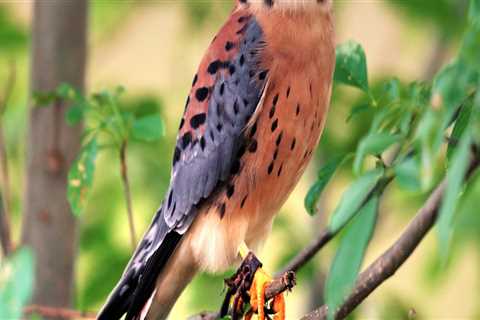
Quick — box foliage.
[0,248,34,319]
[306,1,480,316]
[334,41,369,93]
[304,154,351,215]
[33,85,166,216]
[0,5,28,54]
[325,197,379,319]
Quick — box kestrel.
[98,0,335,319]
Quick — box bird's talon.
[249,268,271,320]
[221,249,285,320]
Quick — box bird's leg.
[233,242,286,320]
[221,244,261,319]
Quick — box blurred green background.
[1,0,479,318]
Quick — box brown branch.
[24,305,96,319]
[188,271,296,320]
[277,174,394,277]
[301,154,480,320]
[120,140,137,250]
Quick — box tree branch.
[24,305,96,319]
[188,271,296,320]
[277,174,394,277]
[301,154,480,320]
[120,140,137,250]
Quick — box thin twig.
[277,175,394,277]
[301,154,480,320]
[188,271,296,320]
[120,140,137,250]
[24,304,96,319]
[0,60,16,257]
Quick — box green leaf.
[334,41,369,92]
[469,0,480,28]
[0,248,35,319]
[456,170,480,237]
[437,128,471,262]
[346,104,369,122]
[395,157,421,192]
[432,60,476,111]
[460,28,480,73]
[353,133,400,174]
[132,114,165,142]
[32,91,57,107]
[447,101,473,162]
[67,139,98,216]
[325,196,379,320]
[383,78,402,103]
[415,109,447,190]
[328,168,383,233]
[65,104,85,126]
[56,83,76,100]
[305,154,351,215]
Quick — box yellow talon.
[233,242,286,320]
[249,268,285,320]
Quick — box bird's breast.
[186,9,335,273]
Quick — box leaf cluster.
[305,1,480,318]
[33,84,166,216]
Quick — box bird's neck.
[254,8,335,68]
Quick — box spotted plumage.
[98,0,334,319]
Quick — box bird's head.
[236,0,332,13]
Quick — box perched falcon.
[98,0,335,319]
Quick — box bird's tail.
[97,206,183,320]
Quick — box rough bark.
[21,0,88,316]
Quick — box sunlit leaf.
[132,114,165,142]
[346,104,369,122]
[353,133,400,174]
[68,139,98,216]
[395,157,421,192]
[328,168,383,233]
[437,128,471,261]
[432,60,476,111]
[325,196,379,320]
[0,248,35,319]
[305,154,351,215]
[65,104,85,126]
[334,41,369,92]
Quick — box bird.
[97,0,335,319]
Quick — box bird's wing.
[97,9,269,320]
